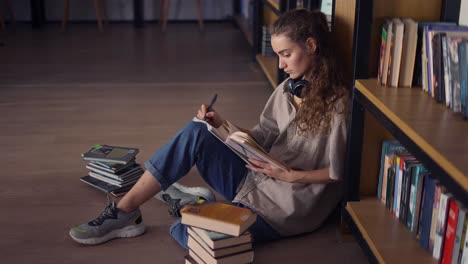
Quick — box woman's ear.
[306,37,317,55]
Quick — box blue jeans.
[145,121,281,249]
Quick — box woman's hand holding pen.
[196,102,225,128]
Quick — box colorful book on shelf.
[432,33,446,103]
[418,174,436,249]
[447,35,463,112]
[181,202,257,237]
[440,199,459,264]
[81,144,139,164]
[399,18,418,87]
[414,21,455,87]
[461,224,468,264]
[385,157,396,211]
[387,18,404,87]
[424,24,468,98]
[451,208,466,264]
[393,152,415,218]
[381,19,393,86]
[459,41,468,119]
[429,184,442,252]
[377,140,405,202]
[407,165,426,235]
[441,35,452,107]
[188,226,252,250]
[378,20,390,84]
[192,118,287,171]
[399,160,419,225]
[433,192,450,259]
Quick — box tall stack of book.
[181,202,256,264]
[79,144,144,197]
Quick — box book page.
[192,118,285,170]
[192,118,239,141]
[226,133,287,171]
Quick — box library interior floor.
[0,22,367,263]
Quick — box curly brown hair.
[271,9,349,135]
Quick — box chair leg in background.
[93,0,103,32]
[160,0,169,32]
[62,0,70,31]
[196,0,204,31]
[100,0,108,26]
[6,0,15,26]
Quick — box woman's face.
[271,33,314,79]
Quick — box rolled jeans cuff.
[144,160,171,191]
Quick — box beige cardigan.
[232,80,348,236]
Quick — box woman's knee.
[180,121,211,138]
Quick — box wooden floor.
[0,23,368,264]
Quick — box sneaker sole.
[69,223,146,245]
[172,183,216,202]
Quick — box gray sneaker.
[154,182,216,217]
[69,201,146,245]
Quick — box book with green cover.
[81,144,139,164]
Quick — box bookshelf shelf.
[256,54,278,89]
[342,1,464,262]
[264,0,281,15]
[251,1,321,89]
[355,79,468,196]
[344,198,437,264]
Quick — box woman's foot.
[69,201,146,245]
[154,182,216,216]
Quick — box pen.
[205,93,218,120]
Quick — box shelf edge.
[355,80,468,192]
[345,203,385,264]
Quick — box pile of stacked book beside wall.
[377,140,468,262]
[79,144,144,197]
[181,202,256,264]
[377,18,468,119]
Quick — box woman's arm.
[246,159,337,184]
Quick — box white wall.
[3,0,233,22]
[460,0,468,26]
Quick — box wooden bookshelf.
[355,79,468,192]
[340,0,463,263]
[256,54,278,89]
[265,0,280,14]
[345,198,437,264]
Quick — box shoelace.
[88,195,118,226]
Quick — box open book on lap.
[192,118,287,171]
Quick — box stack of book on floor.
[79,144,144,197]
[181,202,256,264]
